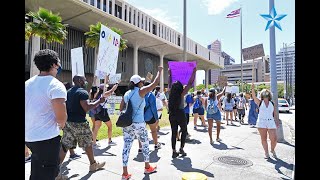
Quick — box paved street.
[25,109,295,180]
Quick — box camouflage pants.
[61,121,92,150]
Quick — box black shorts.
[233,106,237,110]
[146,117,157,124]
[94,113,111,122]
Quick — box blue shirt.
[184,94,194,114]
[144,92,159,122]
[124,87,146,123]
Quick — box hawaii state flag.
[226,8,241,18]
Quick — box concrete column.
[156,22,159,36]
[130,7,134,24]
[121,2,125,20]
[150,18,153,33]
[126,5,129,22]
[159,54,164,91]
[106,0,109,13]
[111,0,115,16]
[205,69,209,90]
[146,16,149,32]
[29,36,41,78]
[140,13,143,29]
[94,0,97,7]
[100,0,103,10]
[133,44,140,74]
[135,9,138,27]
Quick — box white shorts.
[256,118,276,129]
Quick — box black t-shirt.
[66,86,89,123]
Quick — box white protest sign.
[226,86,240,94]
[96,24,120,75]
[71,47,84,79]
[107,96,123,104]
[109,74,121,84]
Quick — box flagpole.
[240,6,243,92]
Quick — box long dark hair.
[227,93,232,103]
[128,81,139,90]
[90,86,98,100]
[168,81,183,112]
[209,90,216,100]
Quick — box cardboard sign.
[168,61,197,85]
[242,44,265,61]
[218,76,228,87]
[96,24,120,75]
[226,86,240,93]
[71,47,84,79]
[109,74,121,84]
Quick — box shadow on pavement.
[93,146,116,156]
[60,159,80,178]
[213,126,225,129]
[133,149,161,163]
[158,131,170,136]
[267,158,294,179]
[212,142,244,150]
[194,128,208,133]
[171,157,214,178]
[279,140,295,148]
[185,139,202,144]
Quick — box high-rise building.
[208,40,221,56]
[221,51,235,65]
[276,45,295,85]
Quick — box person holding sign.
[92,79,120,148]
[168,67,196,158]
[119,67,163,180]
[251,84,279,159]
[205,87,226,145]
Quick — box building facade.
[208,40,221,56]
[220,57,270,84]
[276,45,295,85]
[25,0,223,94]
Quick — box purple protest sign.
[168,61,197,86]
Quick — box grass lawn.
[60,108,171,141]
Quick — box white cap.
[130,75,145,84]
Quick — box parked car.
[278,98,290,113]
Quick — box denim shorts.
[193,107,205,115]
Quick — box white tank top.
[258,101,274,121]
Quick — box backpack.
[207,98,218,114]
[193,97,202,109]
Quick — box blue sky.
[125,0,295,84]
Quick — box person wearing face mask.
[251,84,280,159]
[57,75,106,179]
[119,67,163,180]
[25,49,67,180]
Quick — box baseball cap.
[130,75,145,84]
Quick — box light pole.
[269,0,284,142]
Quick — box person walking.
[168,67,196,158]
[58,75,106,179]
[88,85,98,132]
[92,81,120,148]
[232,93,238,121]
[25,49,68,180]
[248,93,258,127]
[193,91,207,129]
[251,84,279,159]
[223,93,235,125]
[205,87,226,144]
[119,67,162,180]
[237,93,247,124]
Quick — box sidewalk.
[25,115,295,180]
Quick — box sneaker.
[89,161,106,172]
[138,148,143,154]
[144,165,157,174]
[69,153,81,160]
[172,151,179,158]
[55,173,68,180]
[25,155,31,163]
[271,151,277,158]
[93,143,100,149]
[179,149,187,157]
[155,143,161,150]
[108,141,117,146]
[216,138,222,142]
[122,174,132,180]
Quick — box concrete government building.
[25,0,223,94]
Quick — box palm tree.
[25,7,68,44]
[84,22,127,77]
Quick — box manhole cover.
[216,156,253,167]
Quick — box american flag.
[226,8,241,18]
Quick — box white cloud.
[138,7,180,30]
[202,0,238,15]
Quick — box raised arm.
[251,83,261,105]
[217,87,226,100]
[103,81,120,97]
[182,67,197,96]
[139,66,163,97]
[80,95,105,112]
